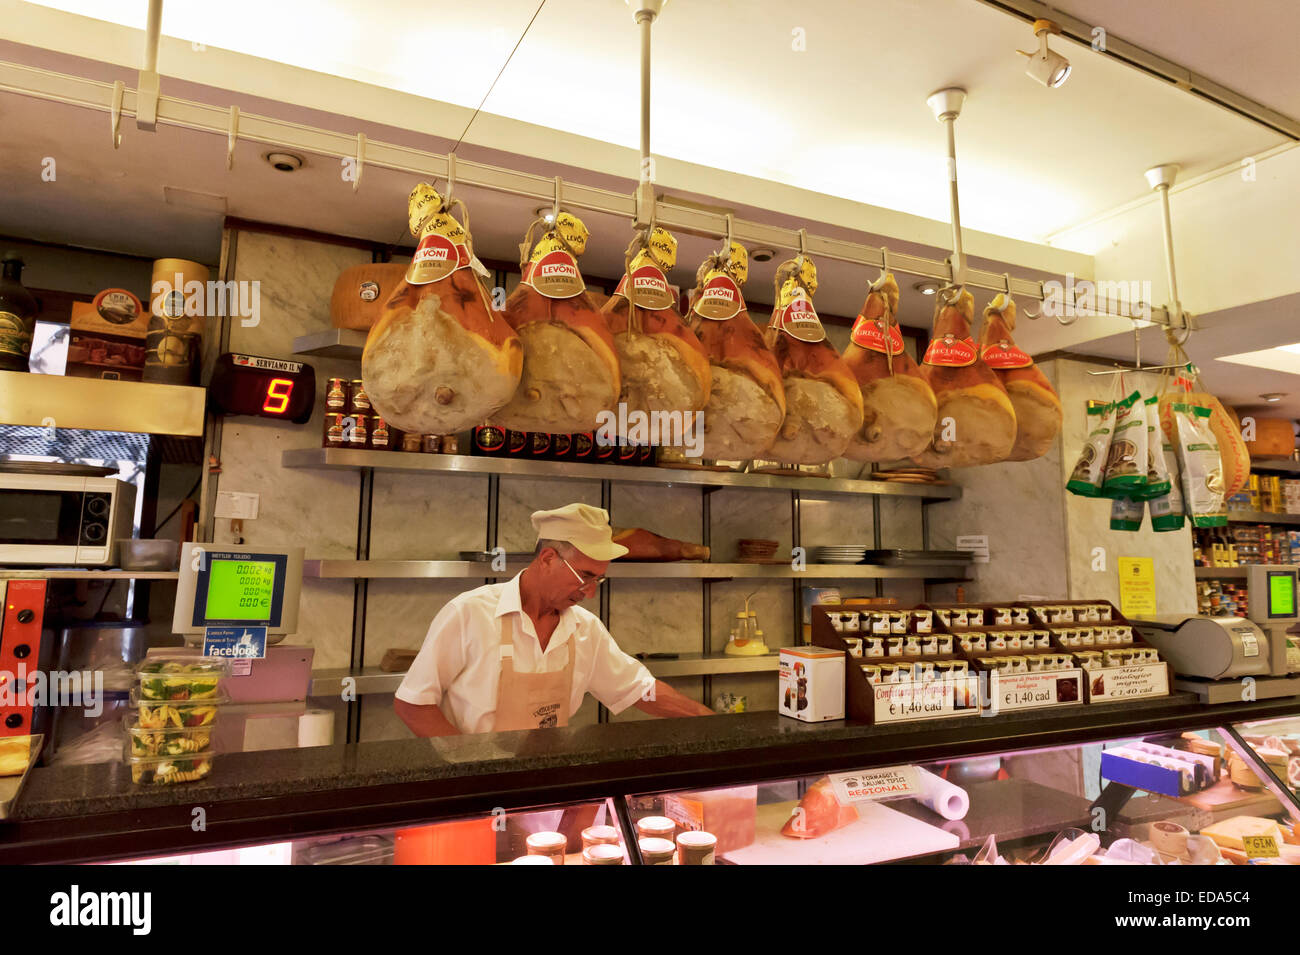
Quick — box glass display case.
[625,727,1300,865]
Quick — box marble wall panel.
[369,472,490,559]
[496,477,602,551]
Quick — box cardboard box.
[779,646,844,722]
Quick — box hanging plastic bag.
[1110,495,1144,532]
[1173,403,1227,527]
[1148,364,1186,532]
[1103,387,1147,496]
[1138,395,1171,498]
[1066,393,1118,498]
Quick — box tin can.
[323,412,346,448]
[551,433,572,460]
[325,378,349,412]
[529,431,552,459]
[400,432,423,453]
[422,434,441,453]
[474,425,507,456]
[370,415,390,450]
[347,414,368,447]
[349,379,371,414]
[572,432,594,461]
[440,434,459,455]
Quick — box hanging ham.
[362,184,522,435]
[911,288,1017,468]
[684,242,786,461]
[761,257,864,464]
[978,294,1061,461]
[490,213,620,434]
[842,273,937,462]
[601,228,712,426]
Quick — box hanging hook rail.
[1087,362,1188,376]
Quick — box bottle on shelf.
[0,252,38,372]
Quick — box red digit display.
[262,377,294,415]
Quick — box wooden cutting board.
[721,799,958,865]
[381,648,419,672]
[1179,775,1283,815]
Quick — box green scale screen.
[204,559,276,621]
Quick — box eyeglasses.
[561,557,605,588]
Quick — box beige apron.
[491,614,576,731]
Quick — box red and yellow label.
[775,294,826,343]
[614,263,675,310]
[981,341,1033,369]
[523,248,585,299]
[850,314,904,355]
[693,273,744,321]
[922,334,978,367]
[407,231,470,285]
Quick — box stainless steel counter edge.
[4,694,1298,863]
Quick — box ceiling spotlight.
[264,152,304,172]
[1261,393,1287,403]
[751,248,777,263]
[1018,19,1071,88]
[533,205,557,224]
[914,280,942,296]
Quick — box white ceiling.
[14,0,1286,245]
[1045,0,1300,120]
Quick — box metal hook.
[110,80,124,149]
[445,151,456,203]
[798,227,808,258]
[226,105,239,171]
[352,133,366,193]
[1132,318,1142,370]
[1021,280,1045,319]
[723,213,734,255]
[552,175,562,223]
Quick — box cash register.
[1132,566,1300,679]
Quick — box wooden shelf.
[282,447,961,500]
[304,559,970,581]
[1193,567,1248,579]
[0,372,205,436]
[1226,510,1300,526]
[1250,460,1300,475]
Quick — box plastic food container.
[131,693,227,729]
[136,657,229,701]
[128,752,215,785]
[125,721,214,757]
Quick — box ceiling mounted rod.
[135,0,162,131]
[631,1,664,229]
[1144,164,1187,336]
[0,57,1174,325]
[927,88,967,288]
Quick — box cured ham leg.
[762,258,864,464]
[979,294,1061,461]
[602,228,712,423]
[842,273,937,462]
[611,528,710,561]
[912,289,1016,468]
[362,184,522,435]
[491,214,620,434]
[685,243,786,460]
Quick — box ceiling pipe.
[926,87,968,289]
[1144,163,1187,335]
[136,0,162,131]
[631,0,664,228]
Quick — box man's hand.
[394,698,462,737]
[633,680,715,718]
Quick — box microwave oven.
[0,473,137,566]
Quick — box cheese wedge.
[1200,815,1285,851]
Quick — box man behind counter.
[395,503,713,736]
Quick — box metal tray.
[0,734,44,820]
[859,549,970,566]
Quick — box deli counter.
[4,694,1300,865]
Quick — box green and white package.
[1103,390,1147,496]
[1147,435,1185,532]
[1138,395,1171,499]
[1066,401,1114,497]
[1173,403,1226,528]
[1109,495,1144,532]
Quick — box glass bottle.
[0,253,38,372]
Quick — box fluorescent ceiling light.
[1218,342,1300,376]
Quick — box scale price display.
[204,559,276,621]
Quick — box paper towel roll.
[914,767,970,821]
[298,709,335,748]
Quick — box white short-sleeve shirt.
[395,573,656,734]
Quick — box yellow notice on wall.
[1118,557,1157,619]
